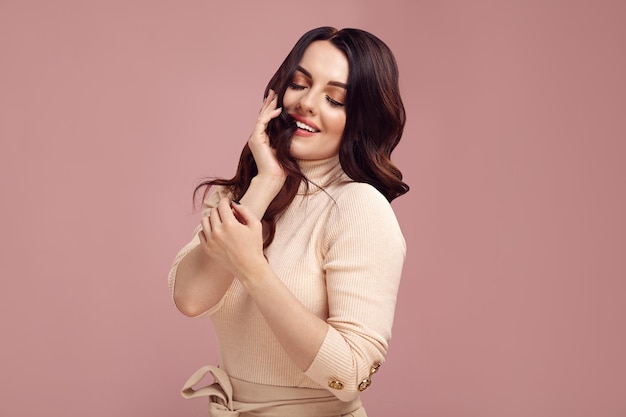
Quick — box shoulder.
[330,180,396,219]
[326,180,404,245]
[322,180,406,265]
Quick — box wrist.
[239,175,285,221]
[252,174,286,193]
[237,256,272,288]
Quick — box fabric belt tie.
[181,365,362,417]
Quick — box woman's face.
[283,40,349,161]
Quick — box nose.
[296,89,317,115]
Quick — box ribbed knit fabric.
[168,154,405,402]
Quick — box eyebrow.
[296,65,348,89]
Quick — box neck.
[296,155,343,195]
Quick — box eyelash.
[326,97,344,107]
[288,82,345,107]
[289,82,306,90]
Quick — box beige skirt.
[181,365,367,417]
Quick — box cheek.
[282,90,298,109]
[329,113,346,136]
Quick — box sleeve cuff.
[304,326,379,402]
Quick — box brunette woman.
[169,26,408,417]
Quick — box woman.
[169,26,408,417]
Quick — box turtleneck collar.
[296,154,344,195]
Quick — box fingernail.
[231,200,240,205]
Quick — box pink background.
[1,1,625,416]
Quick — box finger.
[259,89,278,114]
[266,89,278,103]
[261,91,280,115]
[205,207,220,230]
[215,197,236,222]
[198,227,207,244]
[209,205,223,228]
[230,201,262,225]
[257,104,280,126]
[256,91,280,125]
[200,214,211,240]
[254,106,282,133]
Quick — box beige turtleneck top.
[168,155,405,402]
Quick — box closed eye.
[288,82,307,90]
[326,96,344,107]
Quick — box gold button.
[358,377,372,391]
[328,380,344,390]
[370,362,382,375]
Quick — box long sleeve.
[167,157,407,395]
[303,183,406,401]
[167,185,230,314]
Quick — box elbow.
[173,293,208,318]
[177,304,203,318]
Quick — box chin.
[291,151,332,161]
[290,144,339,161]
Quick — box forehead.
[298,40,349,84]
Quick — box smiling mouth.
[294,120,319,133]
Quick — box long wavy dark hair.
[195,26,409,247]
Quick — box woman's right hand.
[248,89,286,182]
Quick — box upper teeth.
[295,120,316,132]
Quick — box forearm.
[173,175,285,317]
[238,260,329,371]
[238,175,285,219]
[173,245,233,317]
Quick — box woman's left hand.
[200,197,266,278]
